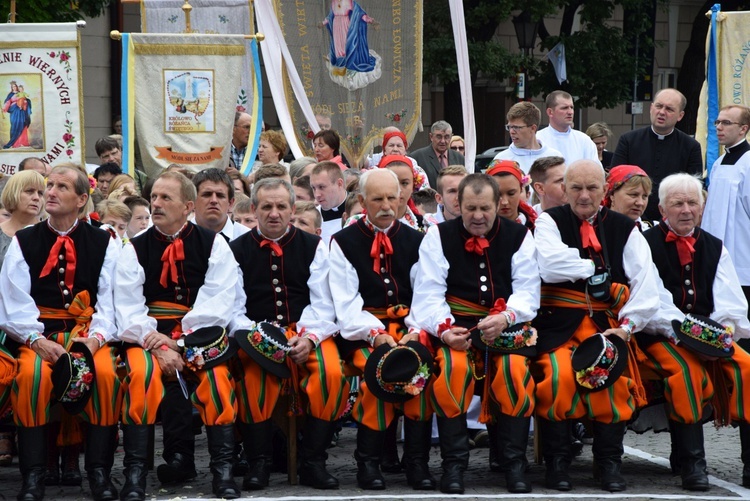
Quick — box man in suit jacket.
[411,120,465,188]
[610,88,703,222]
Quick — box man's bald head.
[564,160,606,220]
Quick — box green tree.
[0,0,110,23]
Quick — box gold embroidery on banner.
[132,44,245,56]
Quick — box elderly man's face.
[252,185,294,240]
[360,171,399,230]
[430,128,452,155]
[232,113,252,149]
[659,189,702,236]
[563,161,605,221]
[460,184,498,237]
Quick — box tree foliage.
[423,0,655,109]
[0,0,110,23]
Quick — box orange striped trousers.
[235,338,349,423]
[488,353,535,418]
[0,344,16,419]
[534,317,638,424]
[346,345,432,431]
[12,335,122,427]
[430,345,474,419]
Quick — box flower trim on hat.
[248,321,292,364]
[480,323,538,351]
[60,352,94,403]
[680,314,733,352]
[575,334,619,390]
[185,329,230,371]
[376,346,430,397]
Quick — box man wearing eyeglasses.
[494,102,562,175]
[231,112,252,169]
[702,105,750,322]
[610,88,703,221]
[411,120,465,189]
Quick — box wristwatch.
[176,338,185,354]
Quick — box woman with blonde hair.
[107,174,137,196]
[0,170,45,266]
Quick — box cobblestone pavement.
[2,423,750,501]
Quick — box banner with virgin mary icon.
[273,0,423,167]
[0,23,84,175]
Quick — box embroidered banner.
[120,33,246,178]
[0,23,84,175]
[696,7,750,177]
[274,0,423,167]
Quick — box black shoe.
[436,415,469,494]
[538,418,573,491]
[669,421,708,491]
[120,425,150,501]
[206,425,241,499]
[156,453,197,484]
[355,425,386,490]
[17,426,46,501]
[231,442,248,477]
[61,443,83,486]
[85,425,119,501]
[592,422,627,492]
[403,418,436,490]
[496,414,531,493]
[380,418,402,473]
[238,420,273,490]
[298,417,339,489]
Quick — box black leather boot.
[206,425,241,499]
[486,421,501,472]
[156,452,197,484]
[120,425,150,501]
[355,424,386,490]
[44,423,59,486]
[298,417,339,489]
[668,421,680,475]
[238,420,273,490]
[85,425,119,501]
[157,382,197,484]
[436,415,469,494]
[740,421,750,487]
[669,421,709,491]
[496,414,532,493]
[61,443,83,486]
[402,418,436,490]
[592,421,627,492]
[17,426,46,501]
[380,417,402,473]
[539,418,573,491]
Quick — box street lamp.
[512,11,538,101]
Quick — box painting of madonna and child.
[0,74,45,151]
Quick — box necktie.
[40,235,76,291]
[665,231,696,266]
[160,238,185,288]
[260,239,283,256]
[580,220,602,252]
[370,231,393,273]
[440,153,447,169]
[464,236,489,255]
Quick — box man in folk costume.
[0,165,121,501]
[533,159,660,492]
[409,173,540,494]
[228,178,348,490]
[329,169,434,491]
[640,173,750,490]
[114,171,241,500]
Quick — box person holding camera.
[532,159,661,492]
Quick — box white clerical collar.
[47,218,78,236]
[664,218,695,238]
[651,126,675,140]
[725,139,748,153]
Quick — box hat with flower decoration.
[235,321,292,378]
[571,333,628,392]
[470,322,538,357]
[364,341,434,403]
[52,341,97,414]
[672,314,734,359]
[179,326,236,371]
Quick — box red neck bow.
[666,231,696,266]
[40,235,76,291]
[465,236,489,255]
[370,231,393,273]
[580,220,602,252]
[160,238,185,288]
[260,239,283,256]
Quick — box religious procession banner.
[120,33,248,178]
[274,0,423,167]
[0,23,84,175]
[140,0,263,174]
[696,6,750,179]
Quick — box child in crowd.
[123,195,151,238]
[233,196,257,229]
[96,199,132,241]
[293,200,322,236]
